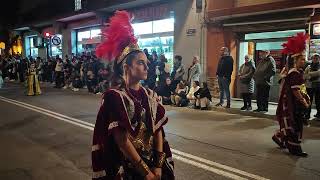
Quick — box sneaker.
[246,106,252,111]
[225,104,230,109]
[215,103,222,107]
[63,86,67,89]
[200,107,208,110]
[314,114,320,118]
[240,106,247,110]
[253,109,261,112]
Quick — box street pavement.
[0,82,320,180]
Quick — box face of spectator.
[261,51,270,59]
[245,56,249,63]
[312,55,320,64]
[220,47,228,56]
[166,78,171,85]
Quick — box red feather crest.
[96,11,137,61]
[281,32,309,55]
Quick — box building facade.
[205,0,320,101]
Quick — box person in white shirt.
[187,81,200,106]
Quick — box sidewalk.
[208,98,318,120]
[4,81,318,121]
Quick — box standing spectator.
[253,50,276,112]
[187,81,200,107]
[63,59,73,89]
[187,56,201,85]
[55,58,64,88]
[239,55,255,111]
[216,47,234,108]
[146,51,158,89]
[304,53,320,119]
[171,55,185,89]
[37,58,44,82]
[0,69,3,88]
[194,82,212,110]
[18,58,28,82]
[158,54,170,86]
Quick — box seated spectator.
[194,82,212,110]
[187,81,200,106]
[156,77,175,105]
[72,75,83,92]
[171,82,189,107]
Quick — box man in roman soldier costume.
[26,62,41,96]
[272,32,310,157]
[91,11,174,180]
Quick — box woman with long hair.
[92,11,174,180]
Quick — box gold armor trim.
[117,43,141,64]
[128,121,154,160]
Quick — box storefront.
[132,17,174,64]
[25,35,39,58]
[237,29,306,101]
[309,17,320,58]
[76,26,101,55]
[130,3,175,64]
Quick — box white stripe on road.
[0,96,94,127]
[0,96,94,131]
[0,96,269,180]
[173,154,247,180]
[172,149,269,180]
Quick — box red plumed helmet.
[96,11,138,62]
[281,32,309,56]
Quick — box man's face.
[261,51,269,59]
[312,55,320,64]
[220,48,226,56]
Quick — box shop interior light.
[45,32,50,37]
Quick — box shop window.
[78,31,90,41]
[91,29,101,37]
[153,18,174,33]
[75,0,82,11]
[26,36,38,58]
[245,30,305,40]
[132,21,153,35]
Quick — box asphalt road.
[0,82,320,180]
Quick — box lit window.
[75,0,82,11]
[153,18,174,33]
[78,31,90,41]
[91,29,101,38]
[132,21,153,35]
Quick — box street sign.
[52,35,62,46]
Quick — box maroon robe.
[92,87,174,179]
[273,68,308,154]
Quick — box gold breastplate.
[128,122,153,160]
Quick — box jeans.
[307,87,320,117]
[256,84,270,110]
[218,76,231,105]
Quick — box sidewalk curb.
[209,106,276,120]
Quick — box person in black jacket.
[216,47,234,108]
[194,82,212,110]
